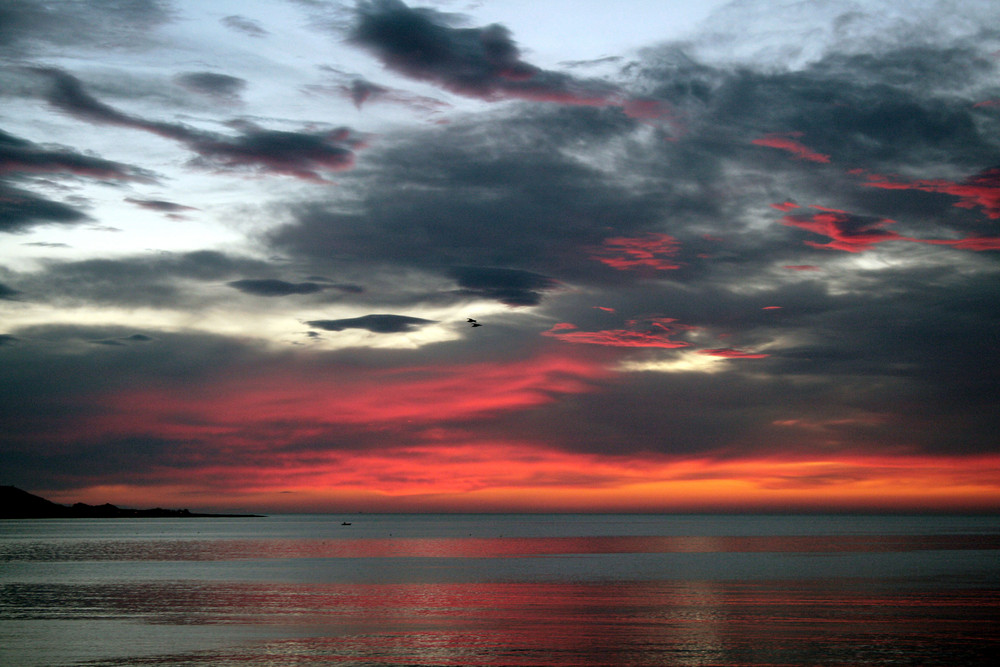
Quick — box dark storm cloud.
[350,0,629,109]
[267,105,677,300]
[0,326,277,487]
[32,68,362,181]
[448,266,560,307]
[484,267,1000,460]
[306,314,436,333]
[174,72,248,101]
[228,279,328,297]
[0,324,522,489]
[280,8,1000,305]
[2,436,191,490]
[270,23,1000,316]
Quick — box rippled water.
[2,514,998,666]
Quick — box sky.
[2,0,1000,514]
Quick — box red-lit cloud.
[781,205,905,252]
[782,265,820,271]
[21,353,613,466]
[109,354,609,436]
[781,204,1000,252]
[591,233,681,271]
[699,348,769,359]
[752,132,830,163]
[542,317,693,348]
[862,166,1000,220]
[929,236,1000,250]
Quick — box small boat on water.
[341,521,351,526]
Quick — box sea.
[1,513,999,666]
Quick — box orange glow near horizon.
[44,449,1000,514]
[25,351,1000,515]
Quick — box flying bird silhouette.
[467,318,477,323]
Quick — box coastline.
[0,486,264,519]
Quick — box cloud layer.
[2,0,999,511]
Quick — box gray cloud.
[257,8,1000,464]
[32,68,362,182]
[91,333,155,346]
[350,0,623,107]
[0,128,158,232]
[1,282,21,300]
[5,251,277,307]
[306,314,436,333]
[174,72,248,102]
[267,106,665,296]
[0,0,173,57]
[228,279,328,297]
[0,183,90,233]
[221,15,269,38]
[1,128,153,182]
[124,197,197,214]
[448,266,560,306]
[4,0,1000,499]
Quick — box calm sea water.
[2,514,999,666]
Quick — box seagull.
[471,322,482,327]
[467,318,477,323]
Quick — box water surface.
[2,514,998,665]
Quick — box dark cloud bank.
[2,0,1000,493]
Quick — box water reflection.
[4,517,1000,665]
[4,578,999,665]
[4,533,1000,562]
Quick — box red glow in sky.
[49,449,1000,514]
[592,233,682,271]
[542,318,693,348]
[863,167,1000,219]
[752,133,830,163]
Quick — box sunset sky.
[3,0,1000,513]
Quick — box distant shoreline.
[1,486,264,519]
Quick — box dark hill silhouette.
[0,486,263,519]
